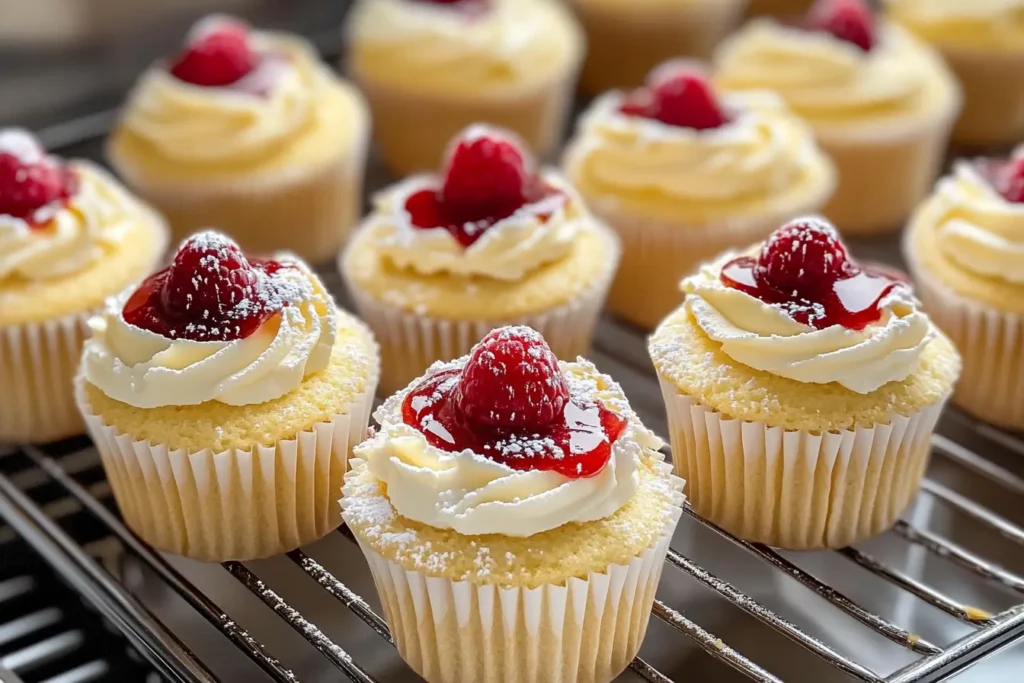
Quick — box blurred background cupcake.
[107,14,369,263]
[569,0,747,94]
[345,0,583,176]
[715,0,961,235]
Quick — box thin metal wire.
[680,507,942,656]
[21,446,299,683]
[930,434,1024,497]
[628,658,674,683]
[891,520,1024,595]
[664,548,883,682]
[222,561,378,683]
[920,479,1024,548]
[0,659,27,683]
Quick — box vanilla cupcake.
[342,125,619,395]
[651,218,959,549]
[345,0,583,176]
[77,231,378,561]
[108,15,369,262]
[715,0,961,234]
[343,325,685,683]
[0,129,167,444]
[904,152,1024,430]
[886,0,1024,146]
[569,0,747,94]
[563,63,835,330]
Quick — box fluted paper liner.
[910,263,1024,430]
[1,312,91,443]
[77,376,377,562]
[659,378,946,549]
[346,507,681,683]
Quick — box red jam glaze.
[807,0,876,52]
[122,232,295,342]
[169,19,258,87]
[405,128,565,247]
[720,218,902,331]
[619,65,729,130]
[401,326,628,479]
[0,150,78,229]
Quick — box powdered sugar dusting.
[0,128,45,165]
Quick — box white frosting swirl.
[0,161,137,281]
[683,254,933,394]
[365,172,583,281]
[82,261,337,409]
[933,161,1024,284]
[357,358,661,537]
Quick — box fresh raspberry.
[441,127,527,212]
[160,232,260,323]
[755,218,851,296]
[169,19,256,87]
[997,156,1024,203]
[0,149,77,223]
[808,0,876,52]
[620,64,728,130]
[455,326,570,429]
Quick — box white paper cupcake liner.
[658,378,947,549]
[909,263,1024,430]
[0,313,91,444]
[350,506,681,683]
[76,375,377,562]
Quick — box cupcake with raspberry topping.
[650,217,959,549]
[343,326,684,683]
[345,0,583,176]
[715,0,960,234]
[0,128,168,444]
[77,231,379,561]
[108,15,369,262]
[904,151,1024,429]
[563,62,835,330]
[342,125,619,395]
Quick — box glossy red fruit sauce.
[0,134,78,228]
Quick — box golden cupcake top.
[885,0,1024,51]
[655,217,936,395]
[0,129,148,283]
[118,15,339,167]
[346,325,674,540]
[715,0,958,128]
[564,62,835,220]
[346,0,583,95]
[83,231,339,409]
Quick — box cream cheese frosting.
[357,357,661,537]
[715,19,940,125]
[121,25,326,165]
[682,254,933,394]
[931,161,1024,285]
[82,260,337,409]
[347,0,582,94]
[886,0,1024,50]
[565,89,831,208]
[365,173,584,281]
[0,160,138,282]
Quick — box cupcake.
[563,62,836,330]
[77,231,379,561]
[886,0,1024,146]
[650,217,960,549]
[0,128,168,444]
[107,15,369,263]
[342,125,620,395]
[342,325,685,683]
[903,152,1024,430]
[345,0,583,176]
[569,0,747,94]
[715,0,961,234]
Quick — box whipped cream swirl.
[82,262,337,409]
[357,358,660,537]
[683,255,933,394]
[121,30,324,165]
[715,20,938,124]
[566,89,830,206]
[932,161,1024,284]
[365,173,582,281]
[0,161,138,281]
[347,0,582,93]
